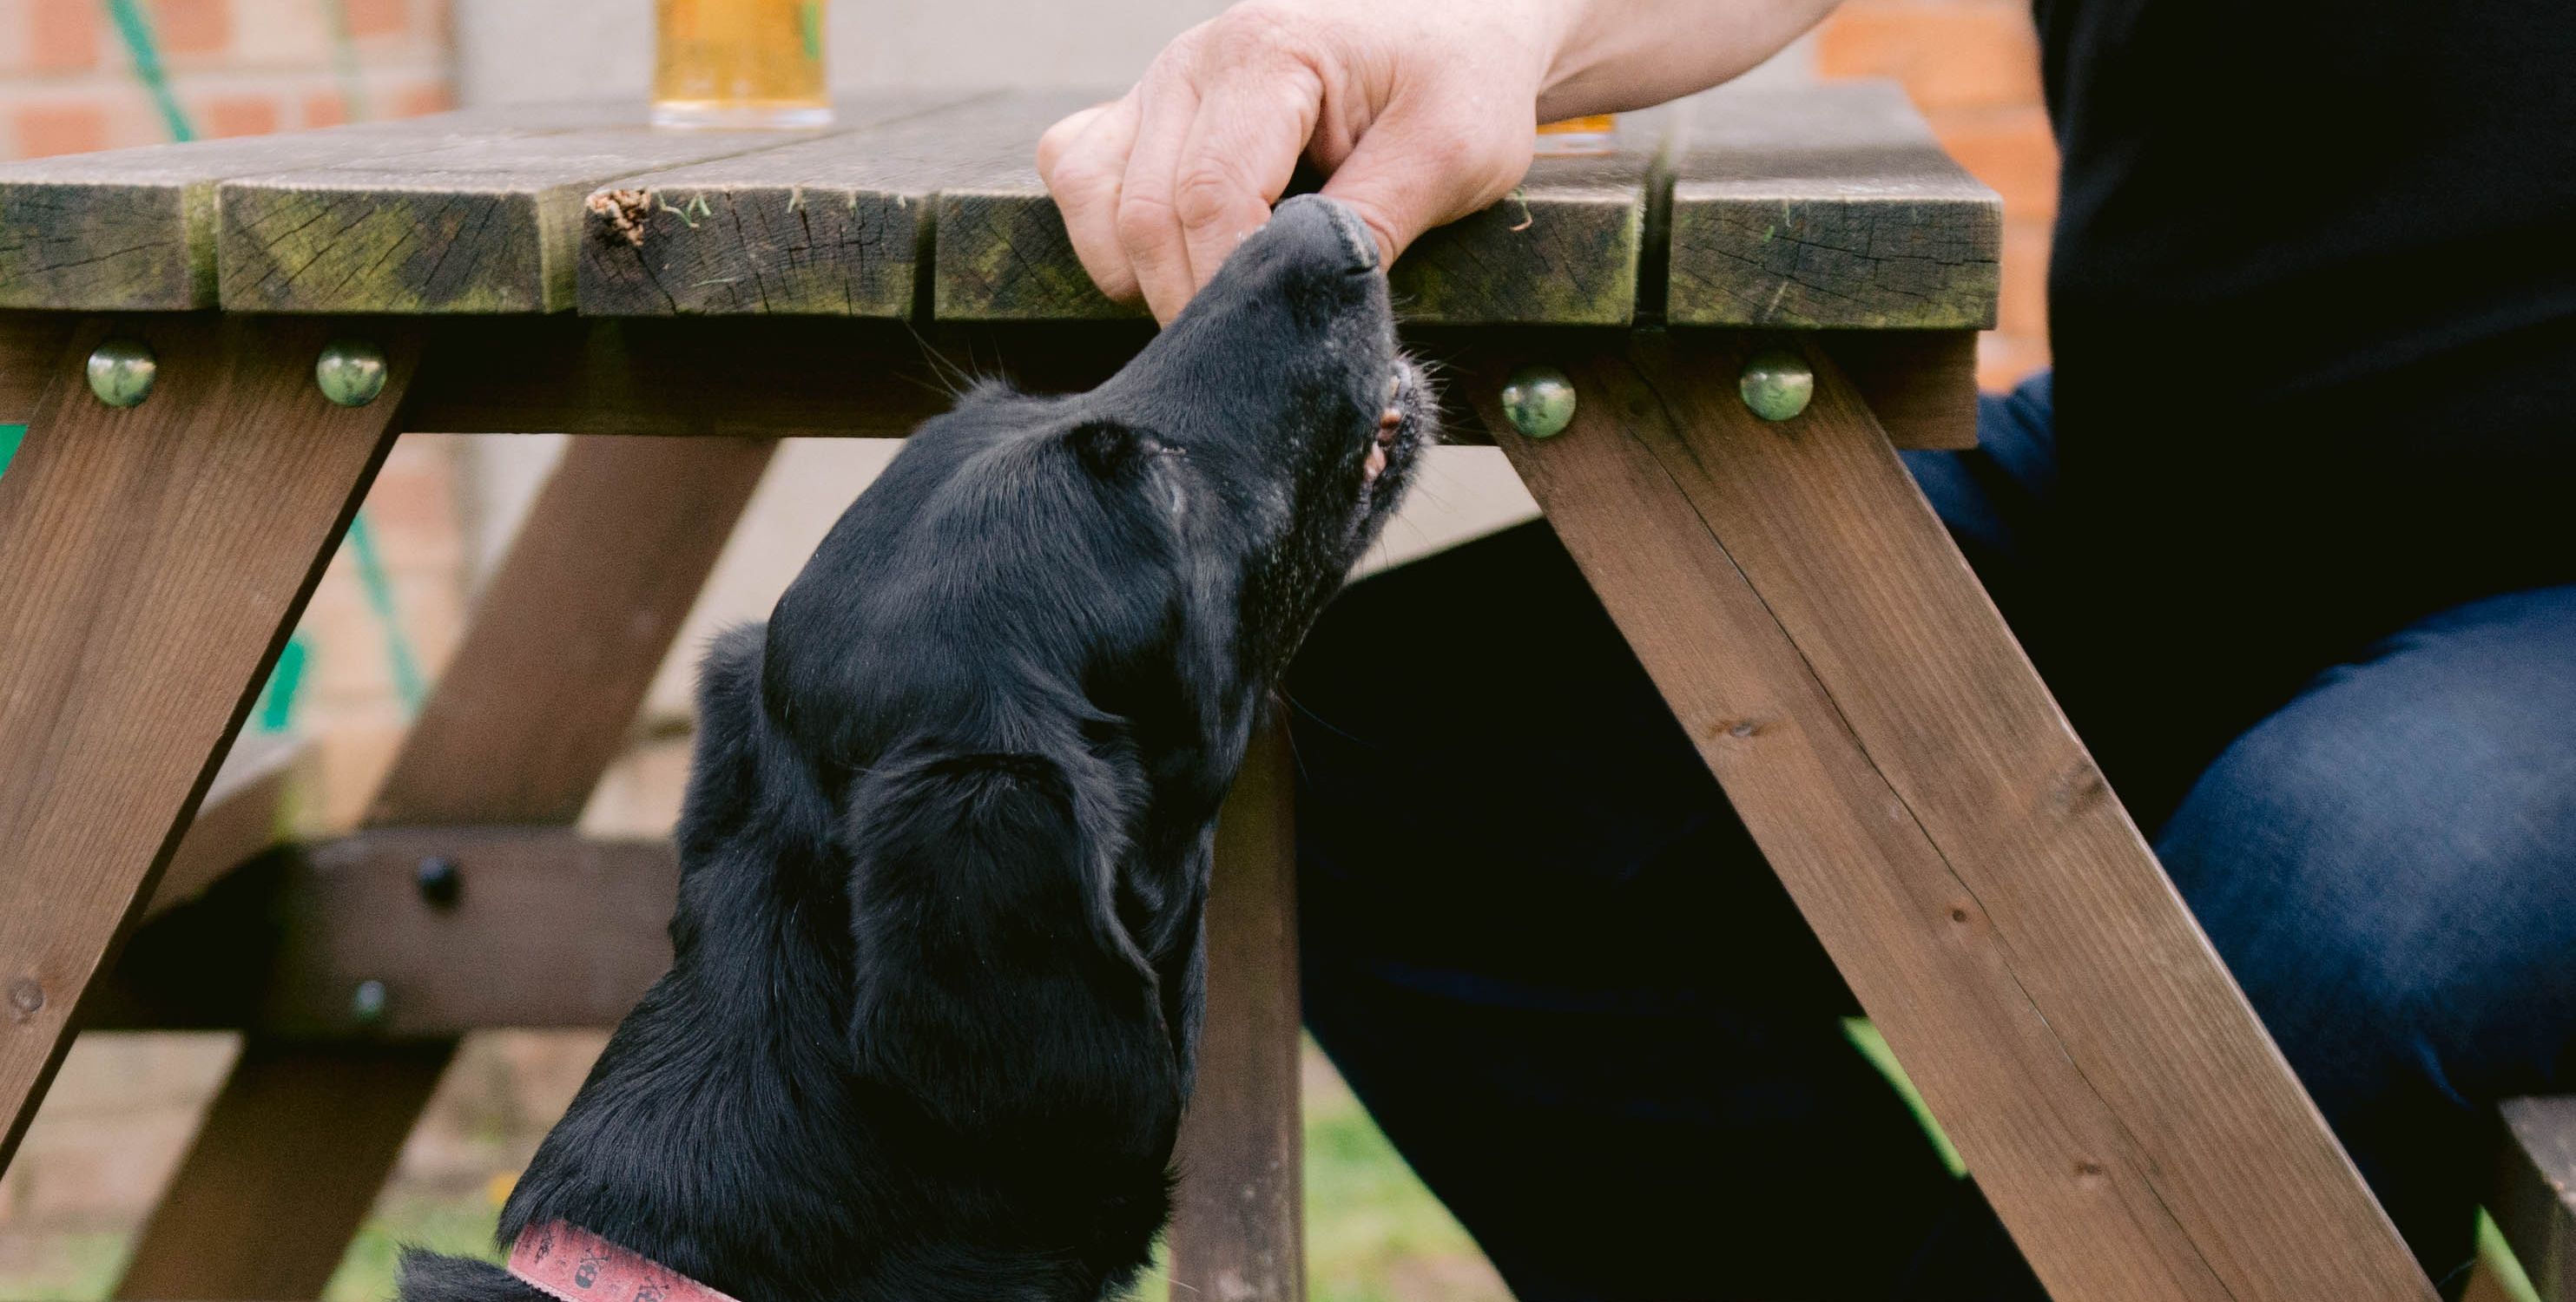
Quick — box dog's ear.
[843,748,1182,1160]
[1064,419,1163,479]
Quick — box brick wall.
[0,1,478,1279]
[0,0,453,158]
[1815,0,2057,388]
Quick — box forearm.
[1537,0,1846,118]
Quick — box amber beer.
[1536,114,1617,155]
[654,0,830,129]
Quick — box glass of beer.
[1536,114,1617,156]
[653,0,831,129]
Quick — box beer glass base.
[651,100,834,129]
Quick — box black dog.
[399,195,1430,1302]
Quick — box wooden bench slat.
[1389,105,1672,326]
[0,106,625,312]
[931,97,1672,325]
[213,96,945,314]
[579,90,1058,319]
[1666,80,2001,329]
[2498,1098,2576,1299]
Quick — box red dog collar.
[507,1220,744,1302]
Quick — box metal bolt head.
[86,339,156,408]
[315,339,388,407]
[351,979,389,1025]
[7,977,43,1019]
[1499,365,1578,439]
[415,856,462,907]
[1738,348,1815,423]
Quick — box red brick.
[12,101,109,158]
[389,79,453,118]
[29,0,102,71]
[302,89,349,128]
[1977,330,2051,391]
[1933,105,2060,221]
[146,0,230,56]
[1818,0,2044,111]
[344,0,405,37]
[198,92,279,138]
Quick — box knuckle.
[1114,192,1176,253]
[1170,167,1247,233]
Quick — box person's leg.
[2155,584,2576,1290]
[1287,376,2060,1300]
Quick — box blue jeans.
[1286,374,2576,1299]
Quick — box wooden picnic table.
[0,83,2437,1302]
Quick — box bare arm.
[1038,0,1841,321]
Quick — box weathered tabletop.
[0,81,1996,328]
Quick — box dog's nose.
[1272,194,1380,273]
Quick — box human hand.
[1036,0,1568,322]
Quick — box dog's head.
[747,196,1427,1290]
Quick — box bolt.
[351,979,389,1025]
[1499,365,1577,439]
[7,978,43,1018]
[315,339,388,407]
[86,339,157,408]
[415,856,462,908]
[1738,347,1815,423]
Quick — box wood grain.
[114,434,778,1299]
[1472,332,2429,1302]
[0,106,628,312]
[0,315,408,1173]
[99,830,679,1036]
[1387,107,1671,326]
[214,102,931,313]
[2497,1097,2576,1300]
[113,1040,455,1300]
[0,312,69,418]
[1168,720,1305,1302]
[577,90,1055,319]
[1665,81,2001,329]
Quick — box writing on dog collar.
[507,1220,744,1302]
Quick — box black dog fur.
[397,195,1431,1302]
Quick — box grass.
[0,1033,2542,1302]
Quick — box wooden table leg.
[0,316,412,1173]
[1472,332,2433,1302]
[1168,719,1305,1302]
[115,434,778,1300]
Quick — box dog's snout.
[1271,194,1380,273]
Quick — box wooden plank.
[1817,328,1980,450]
[933,102,1666,325]
[0,106,630,312]
[1472,333,2430,1302]
[144,733,311,921]
[402,316,1152,437]
[2498,1097,2576,1300]
[214,98,942,314]
[1389,106,1671,326]
[98,830,678,1036]
[114,1041,454,1301]
[1666,81,2001,329]
[114,434,777,1299]
[368,436,776,823]
[0,312,69,418]
[1168,721,1304,1302]
[577,90,1050,319]
[0,315,410,1174]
